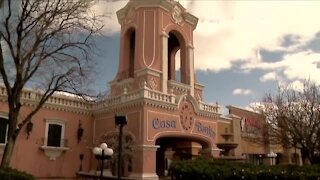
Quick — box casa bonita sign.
[151,118,215,138]
[194,122,216,138]
[152,118,176,129]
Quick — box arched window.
[123,28,136,78]
[167,31,187,84]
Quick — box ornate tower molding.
[110,0,199,99]
[94,1,221,179]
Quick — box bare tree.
[256,80,320,164]
[0,0,103,167]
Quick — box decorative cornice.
[93,92,177,115]
[132,144,160,151]
[226,105,262,115]
[183,12,198,28]
[109,77,134,87]
[117,0,172,25]
[0,84,220,118]
[195,82,205,89]
[117,0,198,28]
[135,68,162,78]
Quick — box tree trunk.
[1,136,16,167]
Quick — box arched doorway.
[155,136,210,178]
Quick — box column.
[161,31,169,94]
[129,145,160,180]
[188,44,194,96]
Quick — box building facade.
[94,0,221,178]
[224,105,302,166]
[0,0,296,179]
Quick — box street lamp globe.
[93,147,102,156]
[267,151,277,165]
[100,143,108,150]
[92,143,113,179]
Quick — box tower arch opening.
[168,31,188,84]
[175,50,181,82]
[123,28,136,78]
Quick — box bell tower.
[110,0,199,97]
[95,1,221,179]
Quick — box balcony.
[216,133,238,157]
[168,80,191,95]
[40,138,69,160]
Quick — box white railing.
[168,80,191,95]
[45,95,90,109]
[106,96,122,106]
[143,88,175,103]
[0,86,91,110]
[199,102,221,114]
[0,84,176,111]
[100,87,176,108]
[0,85,219,114]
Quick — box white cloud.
[260,72,277,82]
[93,0,320,82]
[186,1,320,72]
[91,0,128,35]
[249,51,320,85]
[281,52,320,83]
[233,88,252,96]
[287,80,304,92]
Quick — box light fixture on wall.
[79,153,84,171]
[77,120,84,143]
[26,120,33,139]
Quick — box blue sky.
[91,0,320,109]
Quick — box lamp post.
[267,151,277,165]
[115,115,127,180]
[259,154,262,165]
[92,143,114,180]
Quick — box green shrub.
[0,167,35,180]
[169,159,320,180]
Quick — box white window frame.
[0,112,8,153]
[44,119,66,147]
[41,119,69,160]
[0,117,8,145]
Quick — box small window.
[0,118,8,144]
[47,124,62,147]
[45,120,66,147]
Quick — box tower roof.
[117,0,198,28]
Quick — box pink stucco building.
[0,0,295,179]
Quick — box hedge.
[169,159,320,180]
[0,167,35,180]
